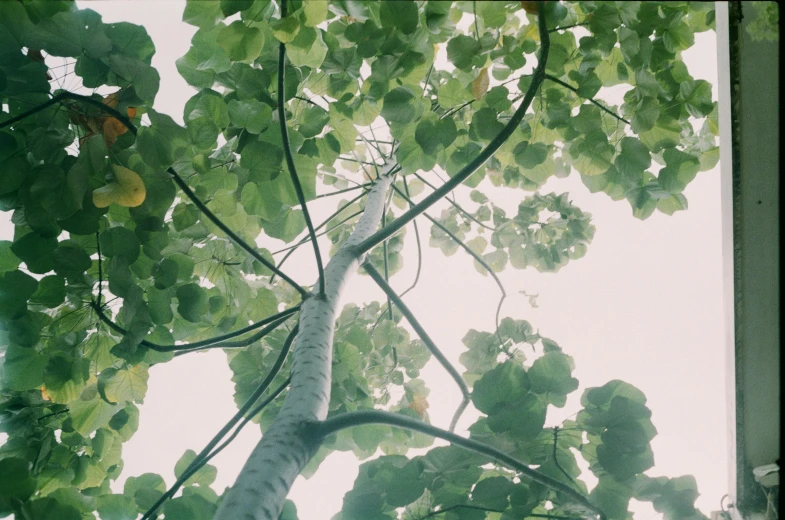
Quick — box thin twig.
[141,326,298,520]
[398,176,422,298]
[412,172,496,231]
[363,263,470,432]
[544,74,630,125]
[92,301,299,353]
[390,185,507,344]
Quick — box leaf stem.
[278,24,325,295]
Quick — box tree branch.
[355,6,551,255]
[363,263,470,432]
[316,410,606,520]
[141,326,298,520]
[278,9,325,295]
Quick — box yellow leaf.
[93,165,146,208]
[408,394,429,418]
[472,67,490,100]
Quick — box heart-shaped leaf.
[93,165,146,208]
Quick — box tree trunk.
[214,164,395,520]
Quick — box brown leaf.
[472,67,490,100]
[520,1,538,14]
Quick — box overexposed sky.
[0,2,727,519]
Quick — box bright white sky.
[0,2,728,519]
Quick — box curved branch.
[141,326,299,520]
[355,6,552,255]
[363,263,470,432]
[92,301,299,353]
[278,13,325,295]
[0,92,68,129]
[316,410,605,520]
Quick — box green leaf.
[216,20,264,63]
[437,78,471,108]
[227,99,272,134]
[174,449,218,487]
[98,364,149,404]
[513,141,548,169]
[0,240,20,272]
[176,283,209,323]
[571,131,614,176]
[43,354,89,404]
[472,361,529,414]
[124,473,166,510]
[30,275,66,308]
[658,148,700,193]
[447,35,481,71]
[415,113,456,155]
[287,26,328,69]
[183,0,222,30]
[471,107,504,141]
[70,385,123,436]
[176,29,232,88]
[379,0,419,35]
[11,232,57,274]
[679,79,714,118]
[0,458,36,512]
[631,97,660,133]
[100,227,140,264]
[3,344,46,391]
[615,137,651,177]
[528,351,579,407]
[104,54,160,101]
[96,494,138,520]
[381,86,423,125]
[303,0,328,27]
[262,208,306,242]
[270,16,300,44]
[0,270,38,320]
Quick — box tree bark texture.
[214,161,396,520]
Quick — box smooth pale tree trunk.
[214,162,396,520]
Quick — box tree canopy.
[0,1,719,520]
